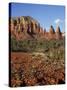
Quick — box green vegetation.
[11,37,65,52]
[11,37,65,60]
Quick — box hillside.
[9,16,64,40]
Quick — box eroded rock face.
[49,25,55,34]
[55,26,62,40]
[48,25,55,40]
[9,16,63,40]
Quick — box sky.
[9,3,65,32]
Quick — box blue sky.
[10,3,65,32]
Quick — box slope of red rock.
[9,16,64,40]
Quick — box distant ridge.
[9,16,64,40]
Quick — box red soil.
[10,52,65,87]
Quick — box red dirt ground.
[11,52,65,87]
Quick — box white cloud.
[54,19,62,25]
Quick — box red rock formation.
[55,26,62,40]
[48,25,55,40]
[49,25,55,34]
[44,28,46,34]
[10,16,63,40]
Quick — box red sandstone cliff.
[9,16,64,40]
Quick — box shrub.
[11,37,65,53]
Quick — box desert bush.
[11,37,65,53]
[46,48,64,60]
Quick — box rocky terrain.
[9,16,65,87]
[9,16,64,40]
